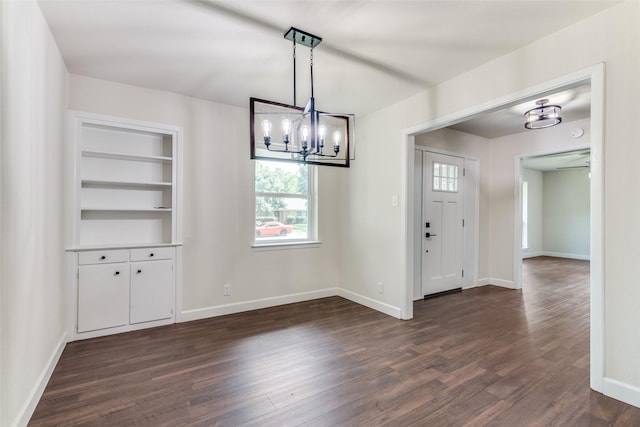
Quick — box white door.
[422,152,464,296]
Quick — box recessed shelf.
[81,179,172,188]
[82,149,172,163]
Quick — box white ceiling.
[522,149,591,171]
[38,0,615,130]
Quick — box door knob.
[425,232,437,238]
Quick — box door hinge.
[463,168,466,176]
[462,219,465,227]
[461,269,464,278]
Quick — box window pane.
[432,161,459,193]
[255,161,308,195]
[255,196,308,240]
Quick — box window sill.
[252,240,322,251]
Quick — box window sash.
[254,161,316,245]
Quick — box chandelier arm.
[265,145,290,154]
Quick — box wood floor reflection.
[30,256,640,426]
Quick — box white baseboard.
[13,333,67,427]
[476,278,517,289]
[541,251,590,261]
[337,288,403,319]
[180,288,339,322]
[523,252,590,261]
[602,377,640,409]
[522,251,544,259]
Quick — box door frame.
[400,63,605,392]
[413,147,479,300]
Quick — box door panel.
[422,152,464,296]
[78,263,129,332]
[130,260,173,324]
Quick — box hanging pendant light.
[250,27,352,167]
[524,99,562,129]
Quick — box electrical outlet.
[377,282,384,294]
[223,284,231,296]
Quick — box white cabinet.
[67,112,182,340]
[130,260,173,324]
[78,262,129,333]
[74,247,176,339]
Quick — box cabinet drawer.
[78,249,129,265]
[130,247,174,261]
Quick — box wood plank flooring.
[30,257,640,426]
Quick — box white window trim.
[253,161,319,248]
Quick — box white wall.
[68,75,343,318]
[0,1,68,426]
[522,168,543,257]
[543,168,590,259]
[345,0,640,401]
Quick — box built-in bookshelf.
[67,111,182,340]
[68,112,181,248]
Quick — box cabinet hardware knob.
[114,271,120,276]
[149,253,154,257]
[137,269,142,274]
[100,255,106,260]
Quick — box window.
[432,161,459,192]
[254,160,315,245]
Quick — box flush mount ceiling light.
[524,99,562,130]
[250,27,352,167]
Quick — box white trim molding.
[180,288,403,323]
[180,288,339,322]
[476,278,517,289]
[337,289,403,319]
[13,334,67,427]
[602,377,640,409]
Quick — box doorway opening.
[518,149,591,291]
[401,64,604,392]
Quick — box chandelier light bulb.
[281,119,291,136]
[261,120,272,137]
[301,125,309,142]
[318,125,327,146]
[333,131,341,147]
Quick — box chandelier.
[524,99,562,129]
[250,27,352,167]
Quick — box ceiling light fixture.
[524,99,562,129]
[250,27,352,167]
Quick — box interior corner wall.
[346,0,640,399]
[1,1,69,426]
[543,169,590,259]
[67,74,343,319]
[522,168,543,257]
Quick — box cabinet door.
[78,264,129,333]
[130,260,173,324]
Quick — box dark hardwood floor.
[30,257,640,426]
